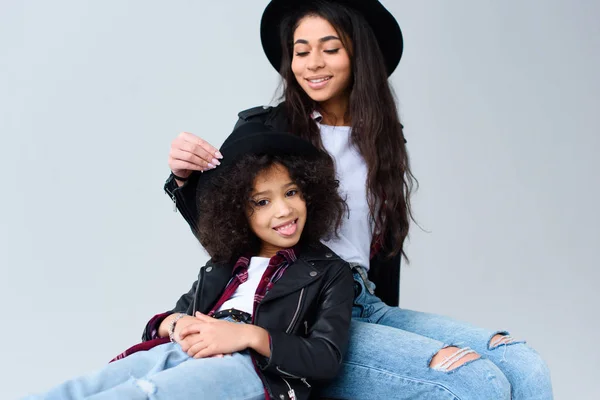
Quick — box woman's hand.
[179,312,270,359]
[168,132,222,182]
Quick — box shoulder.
[299,243,349,272]
[237,102,286,121]
[235,102,288,131]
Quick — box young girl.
[25,122,354,400]
[164,1,553,399]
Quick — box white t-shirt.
[217,256,270,315]
[319,124,374,270]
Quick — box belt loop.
[349,263,375,295]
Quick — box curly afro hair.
[197,151,346,262]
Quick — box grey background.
[1,0,598,398]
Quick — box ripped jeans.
[320,268,553,400]
[23,318,265,400]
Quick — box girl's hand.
[179,312,266,359]
[168,132,222,181]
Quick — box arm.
[164,109,276,234]
[141,279,198,341]
[259,263,355,381]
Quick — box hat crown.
[220,122,272,152]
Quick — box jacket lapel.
[196,261,234,314]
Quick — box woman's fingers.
[170,148,210,171]
[181,132,222,160]
[168,132,222,176]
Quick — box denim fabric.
[321,269,553,400]
[23,318,265,400]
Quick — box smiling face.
[246,163,307,258]
[291,15,352,110]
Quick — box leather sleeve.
[140,279,198,341]
[259,262,355,381]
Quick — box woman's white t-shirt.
[319,124,374,270]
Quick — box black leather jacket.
[164,103,402,306]
[150,242,354,400]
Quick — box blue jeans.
[321,269,553,400]
[24,321,265,400]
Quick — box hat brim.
[196,131,321,191]
[260,0,403,76]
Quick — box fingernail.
[215,151,223,159]
[207,163,215,169]
[211,158,221,166]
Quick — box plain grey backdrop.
[1,0,598,398]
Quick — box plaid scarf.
[209,247,298,318]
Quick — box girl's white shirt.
[217,256,270,315]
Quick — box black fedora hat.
[260,0,403,76]
[197,122,321,189]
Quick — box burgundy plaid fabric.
[209,247,298,318]
[110,248,299,363]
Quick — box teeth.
[276,221,296,230]
[309,77,330,83]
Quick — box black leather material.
[163,103,402,306]
[151,242,354,400]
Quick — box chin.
[306,92,334,103]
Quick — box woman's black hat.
[260,0,404,76]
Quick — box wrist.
[158,313,181,339]
[246,325,271,357]
[168,313,187,342]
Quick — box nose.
[274,199,293,218]
[307,51,325,71]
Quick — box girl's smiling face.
[247,163,307,258]
[291,15,352,108]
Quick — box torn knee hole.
[489,333,516,349]
[134,378,157,395]
[429,346,481,372]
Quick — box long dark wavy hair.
[278,1,416,259]
[197,152,347,263]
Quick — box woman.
[165,1,553,398]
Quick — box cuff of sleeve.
[143,312,172,341]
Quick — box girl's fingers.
[194,312,214,322]
[179,324,202,338]
[194,346,217,359]
[187,341,207,358]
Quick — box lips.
[305,76,332,90]
[273,219,298,237]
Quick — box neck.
[257,243,281,259]
[318,96,350,126]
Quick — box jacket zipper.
[275,367,311,388]
[285,288,305,334]
[192,268,205,314]
[281,377,296,400]
[165,183,179,212]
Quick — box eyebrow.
[252,182,296,197]
[294,35,341,45]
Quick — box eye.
[251,199,270,207]
[286,189,299,197]
[295,51,309,57]
[324,48,340,54]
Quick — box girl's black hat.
[197,122,320,188]
[260,0,404,76]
